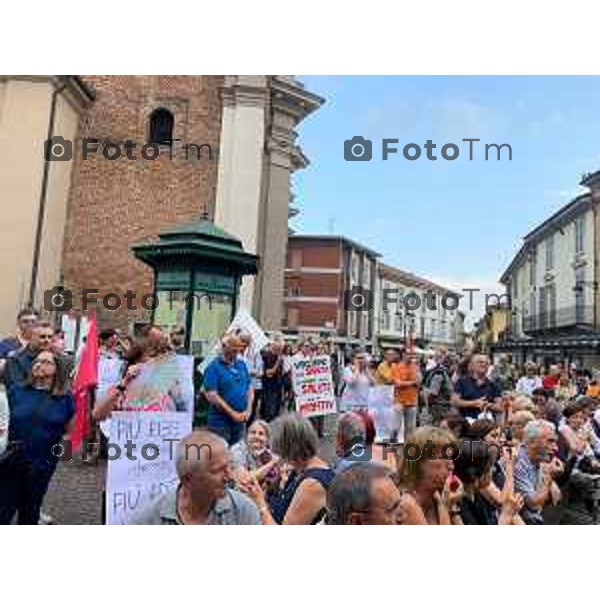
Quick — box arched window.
[148,107,174,145]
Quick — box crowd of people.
[2,305,600,525]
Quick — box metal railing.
[523,304,594,332]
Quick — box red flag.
[71,315,99,451]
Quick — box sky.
[294,76,600,327]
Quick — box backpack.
[423,366,452,404]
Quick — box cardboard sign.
[367,385,395,443]
[198,308,269,373]
[339,386,369,412]
[123,354,194,413]
[290,354,336,417]
[105,411,192,525]
[340,384,395,443]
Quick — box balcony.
[523,304,595,333]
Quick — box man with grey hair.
[203,333,253,445]
[327,462,406,524]
[508,410,536,444]
[514,419,563,524]
[132,429,261,525]
[334,412,368,474]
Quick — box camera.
[347,437,372,462]
[44,286,73,312]
[343,285,374,312]
[44,136,73,162]
[344,136,372,161]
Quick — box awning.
[494,334,600,352]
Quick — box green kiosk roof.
[132,219,259,275]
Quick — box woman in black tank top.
[239,413,334,524]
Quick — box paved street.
[44,460,104,525]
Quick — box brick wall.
[61,76,224,330]
[284,301,339,328]
[284,238,345,332]
[286,238,342,268]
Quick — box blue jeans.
[207,419,245,446]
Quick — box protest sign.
[367,385,395,443]
[97,354,126,439]
[291,354,336,417]
[106,411,192,525]
[198,308,269,373]
[339,386,369,412]
[123,354,194,413]
[60,314,77,353]
[340,385,395,442]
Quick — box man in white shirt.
[516,362,543,396]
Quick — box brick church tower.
[61,75,322,331]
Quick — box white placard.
[367,385,395,443]
[198,308,269,373]
[290,354,336,417]
[106,411,192,525]
[339,386,370,412]
[60,314,77,353]
[123,354,195,413]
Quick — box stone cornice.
[270,76,324,122]
[221,80,270,109]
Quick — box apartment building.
[474,303,511,353]
[375,263,464,351]
[283,235,379,350]
[498,171,600,367]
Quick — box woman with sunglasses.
[0,350,74,524]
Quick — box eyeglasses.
[33,359,55,366]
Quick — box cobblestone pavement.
[44,460,104,525]
[43,415,338,525]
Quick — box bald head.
[175,429,227,479]
[221,333,244,360]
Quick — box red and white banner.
[290,354,336,417]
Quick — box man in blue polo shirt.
[451,354,501,420]
[203,334,253,445]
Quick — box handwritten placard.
[290,354,336,417]
[105,411,192,525]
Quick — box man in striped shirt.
[514,419,562,524]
